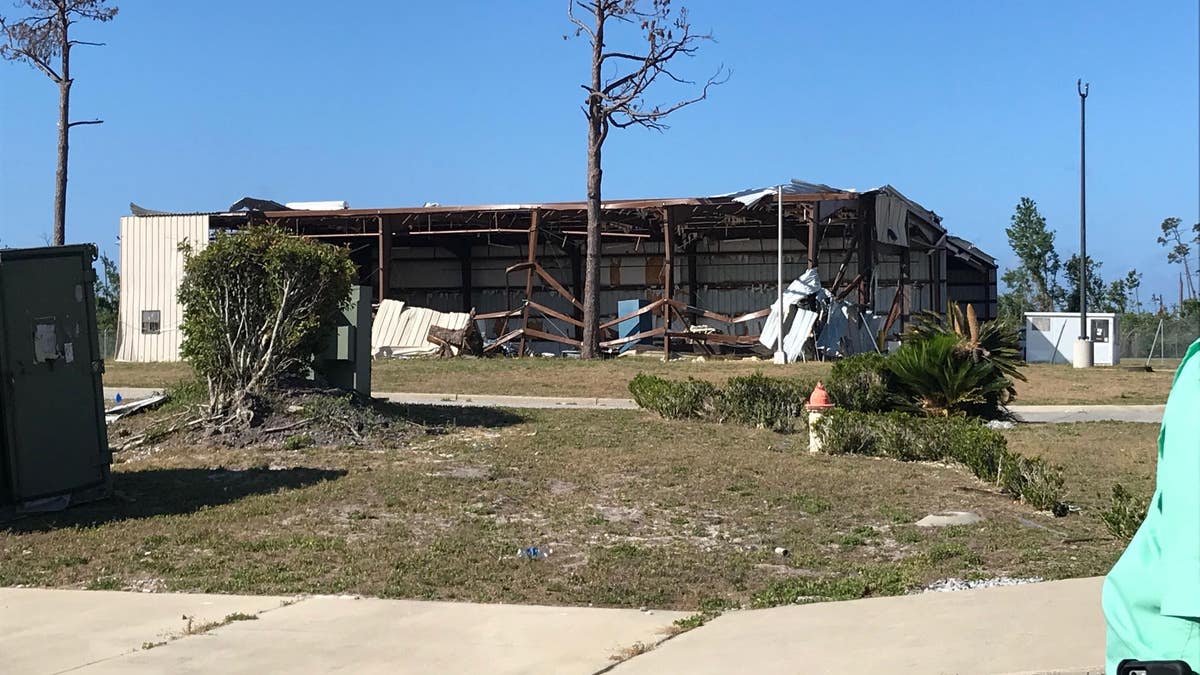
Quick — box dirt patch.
[109,384,424,452]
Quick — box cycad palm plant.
[892,302,1026,419]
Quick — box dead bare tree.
[568,0,725,358]
[1,0,118,246]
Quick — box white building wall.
[115,215,211,362]
[1024,312,1120,366]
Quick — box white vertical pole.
[775,185,786,364]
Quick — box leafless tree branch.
[566,0,726,358]
[67,118,102,127]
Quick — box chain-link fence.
[1120,317,1200,361]
[98,328,118,360]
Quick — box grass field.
[0,406,1157,610]
[102,356,1178,405]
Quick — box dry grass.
[1014,363,1176,405]
[1004,421,1159,512]
[104,361,194,389]
[103,357,1176,405]
[1,406,1157,610]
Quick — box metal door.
[0,246,109,502]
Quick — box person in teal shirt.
[1103,338,1200,672]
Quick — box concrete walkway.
[1,579,1104,674]
[1010,404,1164,424]
[103,386,1164,423]
[0,588,686,674]
[613,577,1105,675]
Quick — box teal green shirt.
[1103,339,1200,672]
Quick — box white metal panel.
[115,215,210,362]
[1024,312,1119,365]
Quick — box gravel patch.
[922,576,1044,593]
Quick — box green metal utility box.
[0,245,111,514]
[315,285,371,396]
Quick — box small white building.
[1024,312,1120,366]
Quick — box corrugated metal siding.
[371,299,472,356]
[114,215,210,362]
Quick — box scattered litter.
[517,546,551,561]
[915,511,984,528]
[923,576,1043,593]
[773,547,790,557]
[985,420,1016,430]
[105,394,168,423]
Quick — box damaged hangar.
[114,180,996,362]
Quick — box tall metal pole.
[775,185,785,363]
[1078,79,1089,339]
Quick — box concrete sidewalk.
[613,577,1106,675]
[1,579,1105,674]
[102,386,1163,423]
[0,588,686,674]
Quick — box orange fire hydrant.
[806,382,835,454]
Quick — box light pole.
[774,185,786,364]
[1073,79,1094,369]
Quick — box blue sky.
[1,0,1197,300]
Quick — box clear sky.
[1,1,1197,300]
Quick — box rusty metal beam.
[518,209,540,356]
[662,207,675,360]
[378,215,392,303]
[527,300,584,328]
[483,329,524,353]
[534,266,584,312]
[476,308,523,320]
[599,327,666,349]
[523,328,582,347]
[599,298,667,330]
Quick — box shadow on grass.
[386,403,527,429]
[4,466,346,533]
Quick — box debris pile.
[758,270,884,360]
[371,300,482,358]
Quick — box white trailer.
[1024,312,1120,366]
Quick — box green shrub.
[887,334,1015,420]
[178,225,355,425]
[827,353,893,412]
[713,373,813,432]
[1101,483,1149,540]
[158,378,209,414]
[629,372,812,431]
[628,374,717,419]
[815,409,1067,515]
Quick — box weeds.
[816,410,1068,515]
[1101,483,1149,541]
[750,566,913,608]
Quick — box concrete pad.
[76,597,688,674]
[0,588,291,675]
[916,510,984,527]
[102,386,161,403]
[612,577,1105,675]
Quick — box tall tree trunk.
[53,8,71,246]
[580,5,605,359]
[54,79,70,246]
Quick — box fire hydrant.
[806,382,835,454]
